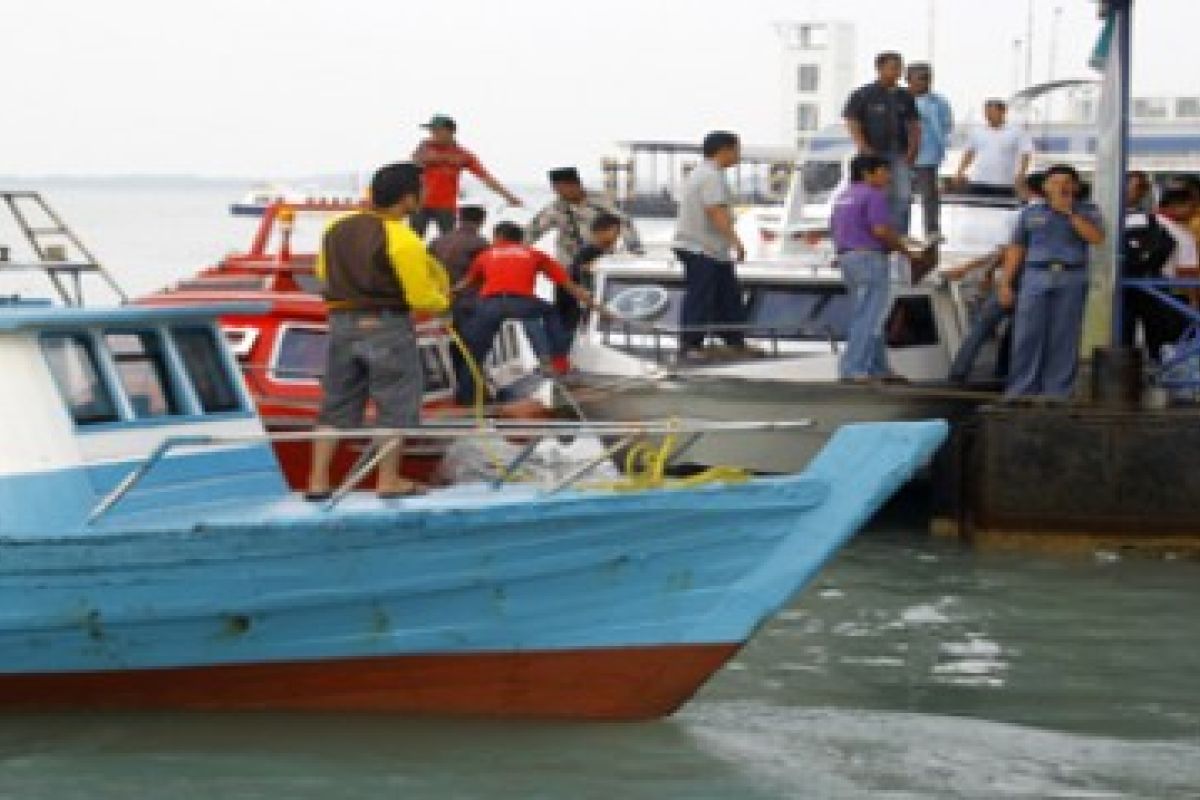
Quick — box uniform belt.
[1026,261,1085,272]
[837,247,886,256]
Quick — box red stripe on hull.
[0,644,741,720]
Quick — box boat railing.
[85,418,815,524]
[0,191,128,307]
[598,319,841,363]
[1121,277,1200,389]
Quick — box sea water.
[0,184,1195,799]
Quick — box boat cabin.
[0,302,282,533]
[575,257,965,383]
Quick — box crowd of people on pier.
[304,56,1200,496]
[835,49,1199,399]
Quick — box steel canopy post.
[1109,0,1133,347]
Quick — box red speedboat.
[140,201,533,488]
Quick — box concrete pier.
[931,404,1200,555]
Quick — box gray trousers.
[913,166,941,235]
[1005,268,1088,399]
[317,310,423,428]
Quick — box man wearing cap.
[954,99,1034,198]
[525,167,644,266]
[411,115,523,238]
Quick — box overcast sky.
[0,0,1190,182]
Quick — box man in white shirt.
[1157,187,1199,279]
[954,99,1034,198]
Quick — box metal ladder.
[0,191,128,306]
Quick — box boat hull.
[0,643,738,720]
[571,375,977,474]
[0,421,948,719]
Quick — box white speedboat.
[230,184,361,216]
[564,256,981,474]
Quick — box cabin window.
[799,159,843,203]
[41,333,120,425]
[504,323,521,363]
[420,344,452,393]
[272,325,327,381]
[104,331,183,418]
[172,327,243,413]
[885,296,940,348]
[745,286,852,340]
[601,281,858,343]
[600,280,684,333]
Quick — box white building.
[776,21,857,149]
[1061,84,1200,125]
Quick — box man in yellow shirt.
[308,162,449,500]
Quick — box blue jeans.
[1005,267,1089,398]
[949,293,1013,383]
[840,251,893,380]
[675,249,746,351]
[457,295,569,404]
[886,155,913,235]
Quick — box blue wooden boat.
[0,302,946,719]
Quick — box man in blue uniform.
[998,165,1105,399]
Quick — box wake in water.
[681,702,1200,798]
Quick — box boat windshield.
[799,160,844,204]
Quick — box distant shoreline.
[0,175,352,190]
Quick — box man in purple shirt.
[830,154,920,382]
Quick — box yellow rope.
[446,323,749,491]
[600,428,750,492]
[447,324,525,479]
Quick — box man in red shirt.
[452,222,600,404]
[411,115,523,238]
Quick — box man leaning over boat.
[526,167,645,265]
[307,162,451,500]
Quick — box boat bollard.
[1089,345,1143,408]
